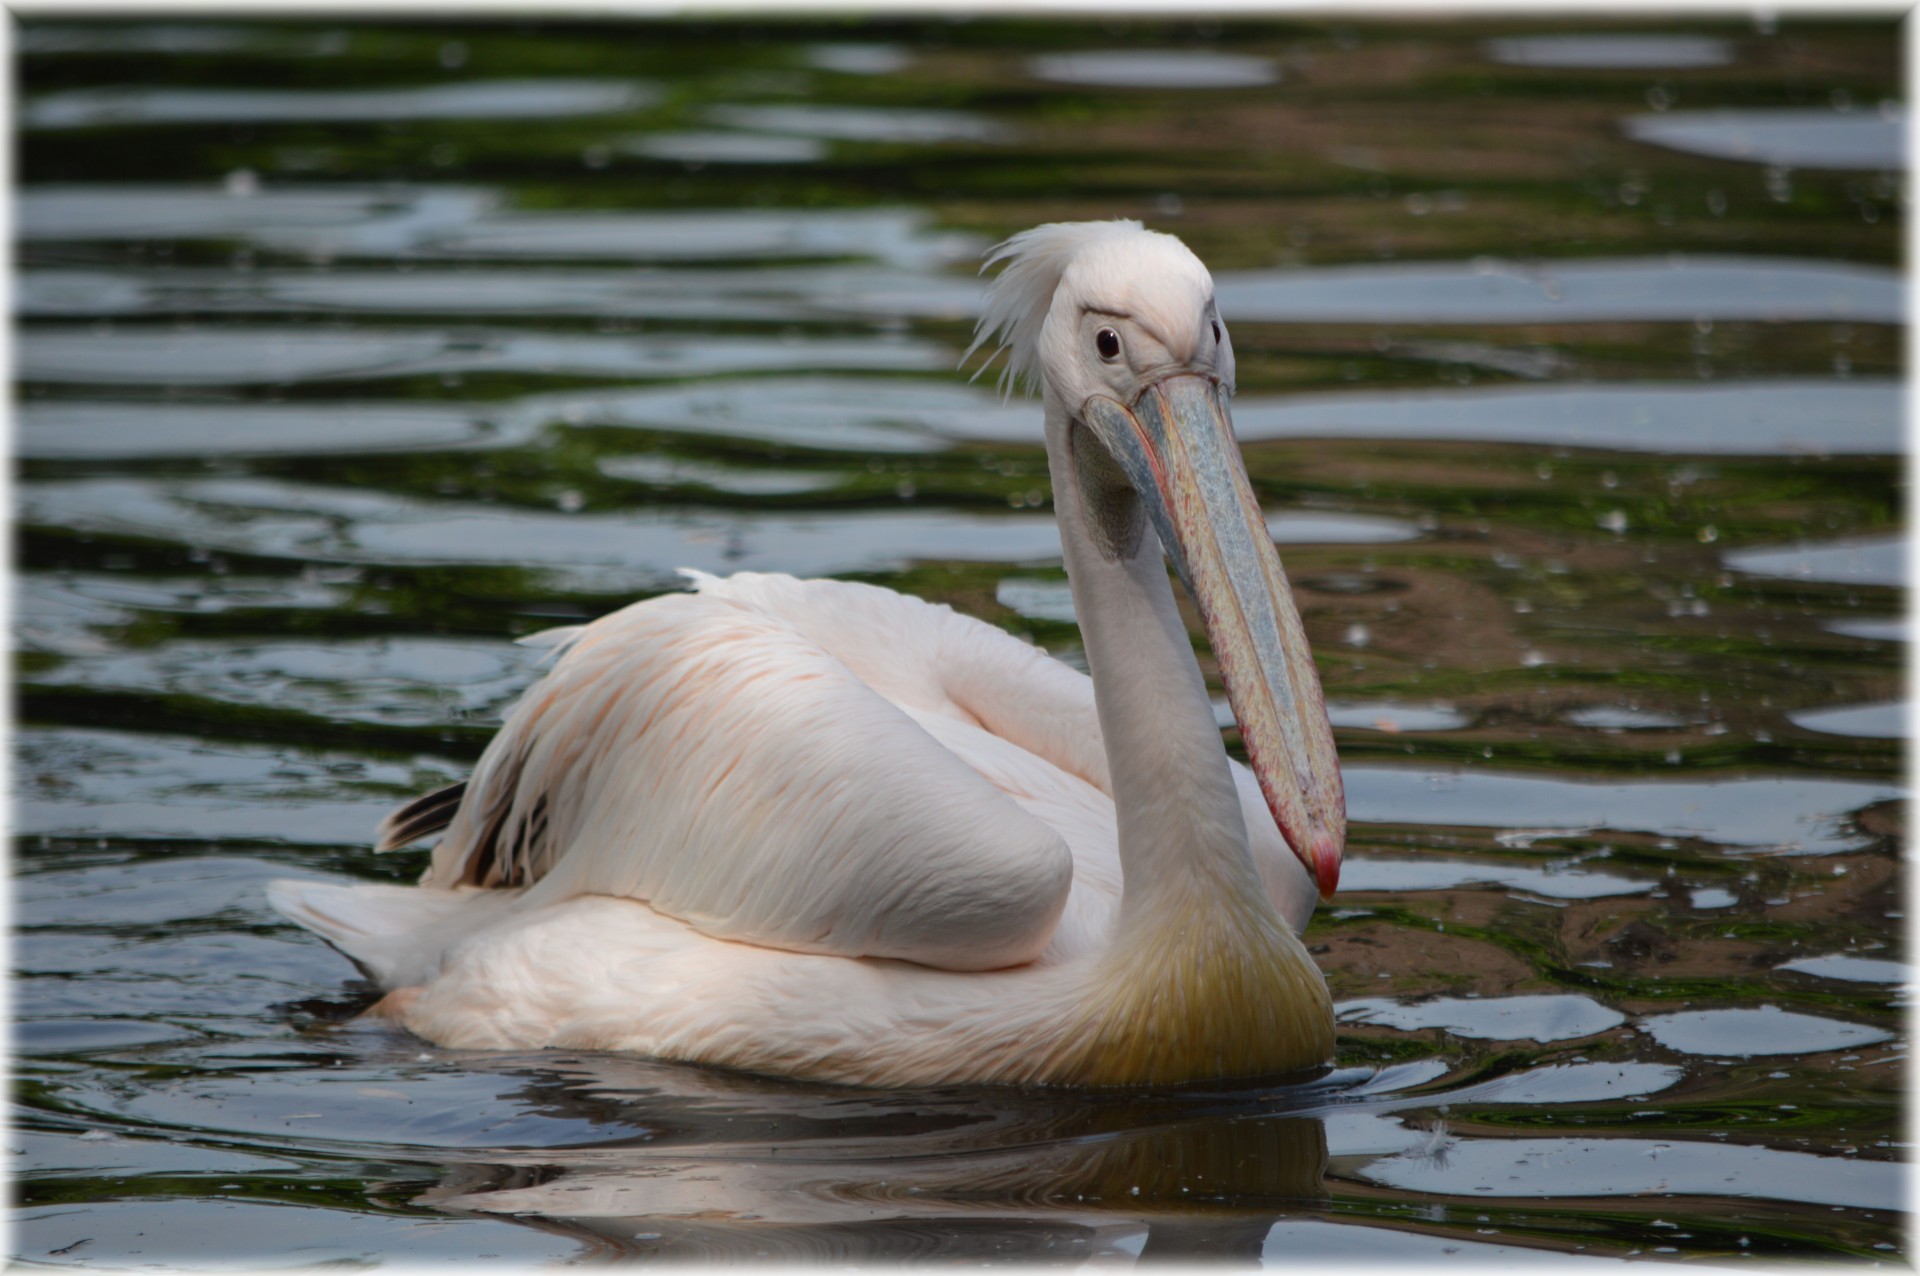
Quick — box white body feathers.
[269,571,1326,1084]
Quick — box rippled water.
[13,15,1907,1266]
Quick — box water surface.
[1625,107,1907,171]
[1484,35,1735,69]
[13,14,1904,1267]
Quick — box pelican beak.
[1082,375,1345,897]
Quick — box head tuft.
[965,219,1192,398]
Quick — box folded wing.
[406,578,1076,972]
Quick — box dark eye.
[1212,320,1222,344]
[1095,328,1121,360]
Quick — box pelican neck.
[1041,401,1274,928]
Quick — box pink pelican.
[269,220,1346,1087]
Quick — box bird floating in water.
[270,220,1346,1087]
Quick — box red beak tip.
[1306,830,1342,899]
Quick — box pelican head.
[972,220,1345,897]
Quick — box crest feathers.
[963,219,1145,398]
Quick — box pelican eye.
[1095,328,1121,360]
[1212,320,1222,344]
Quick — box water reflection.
[1231,379,1900,455]
[1028,50,1279,88]
[18,476,1415,585]
[1340,857,1651,901]
[1323,703,1468,733]
[15,187,979,268]
[1484,34,1734,69]
[705,103,1006,144]
[1337,994,1624,1042]
[1254,1220,1614,1263]
[422,1074,1330,1261]
[1639,1005,1895,1058]
[994,577,1079,623]
[23,363,1892,467]
[1564,706,1686,731]
[18,263,975,324]
[598,453,841,495]
[1789,701,1908,739]
[629,130,828,165]
[1360,1134,1905,1210]
[427,207,979,266]
[1346,766,1900,856]
[286,1050,1702,1261]
[1724,535,1906,587]
[1215,255,1903,324]
[22,479,1030,585]
[17,401,490,459]
[17,325,947,385]
[15,1198,580,1268]
[525,377,1019,452]
[1777,954,1907,985]
[21,1040,1794,1265]
[14,728,444,845]
[15,183,497,253]
[33,636,532,728]
[1824,616,1908,643]
[1625,107,1907,170]
[17,572,350,658]
[801,43,912,76]
[24,80,657,129]
[20,195,1901,334]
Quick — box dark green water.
[12,15,1906,1265]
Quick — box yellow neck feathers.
[1038,892,1333,1087]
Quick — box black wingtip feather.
[375,781,468,852]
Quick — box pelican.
[269,220,1346,1087]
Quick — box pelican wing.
[406,574,1077,972]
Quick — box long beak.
[1082,375,1345,897]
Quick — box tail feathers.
[267,878,512,989]
[376,781,467,852]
